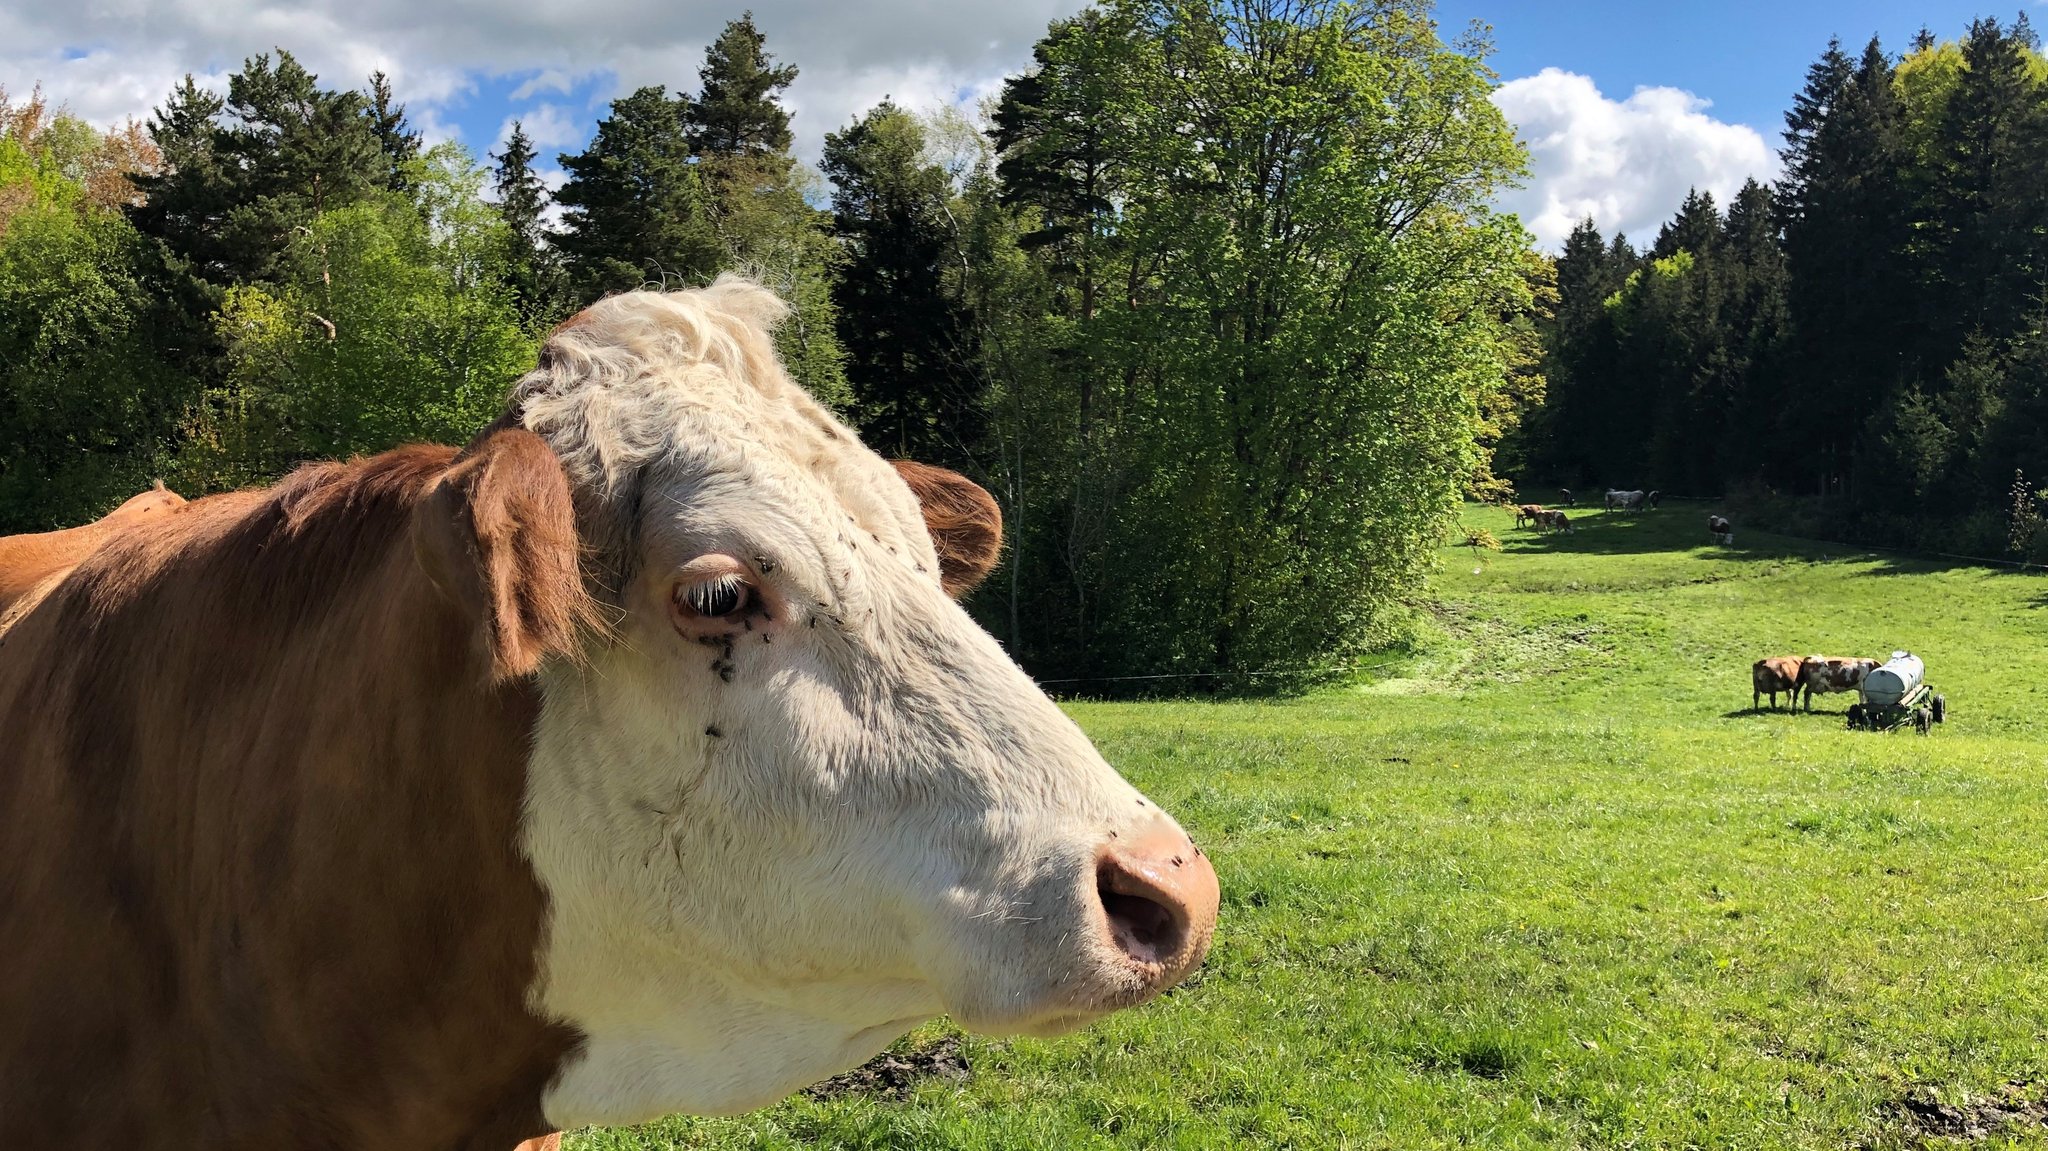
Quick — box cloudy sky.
[0,0,2021,249]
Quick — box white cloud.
[495,102,582,155]
[2,0,1079,169]
[1492,68,1780,252]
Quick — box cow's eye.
[680,574,750,619]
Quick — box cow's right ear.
[412,427,589,679]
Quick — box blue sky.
[1443,0,2025,135]
[4,0,2040,248]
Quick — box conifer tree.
[552,86,720,298]
[490,120,566,323]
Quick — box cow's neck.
[0,448,579,1148]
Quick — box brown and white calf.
[1799,655,1878,712]
[1752,656,1803,710]
[0,279,1218,1149]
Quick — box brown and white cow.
[1513,503,1545,529]
[1752,655,1803,710]
[1799,655,1878,712]
[0,481,184,614]
[0,279,1219,1148]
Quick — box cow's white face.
[511,281,1217,1127]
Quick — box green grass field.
[572,503,2048,1150]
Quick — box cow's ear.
[891,460,1003,598]
[413,427,589,679]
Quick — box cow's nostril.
[1097,868,1183,966]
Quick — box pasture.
[577,504,2048,1150]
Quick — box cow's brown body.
[0,483,184,615]
[1752,655,1803,710]
[0,443,581,1149]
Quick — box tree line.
[0,0,1535,685]
[1511,15,2048,560]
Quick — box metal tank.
[1860,651,1924,708]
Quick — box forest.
[0,0,1532,685]
[3,0,2043,686]
[1513,15,2048,562]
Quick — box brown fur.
[1752,655,1803,710]
[891,461,1002,597]
[0,435,586,1149]
[0,482,186,616]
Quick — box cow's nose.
[1095,821,1219,988]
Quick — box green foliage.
[491,121,571,326]
[984,0,1532,683]
[823,102,982,459]
[129,51,419,288]
[0,132,195,530]
[553,85,722,297]
[687,18,849,407]
[177,144,535,488]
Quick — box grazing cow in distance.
[1559,488,1575,507]
[1752,656,1804,710]
[1604,489,1647,512]
[0,482,184,614]
[1514,503,1545,528]
[1647,490,1661,509]
[1539,509,1572,533]
[1708,515,1734,544]
[0,278,1219,1149]
[1800,655,1879,712]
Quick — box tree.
[1775,35,1914,495]
[823,102,982,461]
[490,120,568,324]
[130,51,411,288]
[552,86,720,298]
[983,0,1531,681]
[1923,15,2047,359]
[1651,188,1723,259]
[683,17,849,406]
[0,129,196,529]
[684,13,799,160]
[188,144,535,487]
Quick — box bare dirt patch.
[803,1036,971,1102]
[1887,1083,2048,1144]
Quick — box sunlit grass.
[574,502,2048,1149]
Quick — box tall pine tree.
[552,86,720,298]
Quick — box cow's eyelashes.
[680,574,751,619]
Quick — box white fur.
[513,279,1190,1126]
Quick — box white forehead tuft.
[506,275,937,597]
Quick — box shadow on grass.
[1718,706,1852,720]
[1494,507,1990,577]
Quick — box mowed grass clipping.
[572,503,2048,1150]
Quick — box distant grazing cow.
[1647,490,1661,509]
[1752,656,1804,710]
[1708,515,1733,544]
[1799,655,1879,712]
[1559,488,1575,507]
[0,279,1218,1148]
[0,482,184,614]
[1539,509,1572,533]
[1514,503,1545,528]
[1605,489,1647,512]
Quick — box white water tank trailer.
[1847,651,1944,733]
[1860,651,1925,708]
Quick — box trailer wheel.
[1913,708,1932,734]
[1931,694,1946,724]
